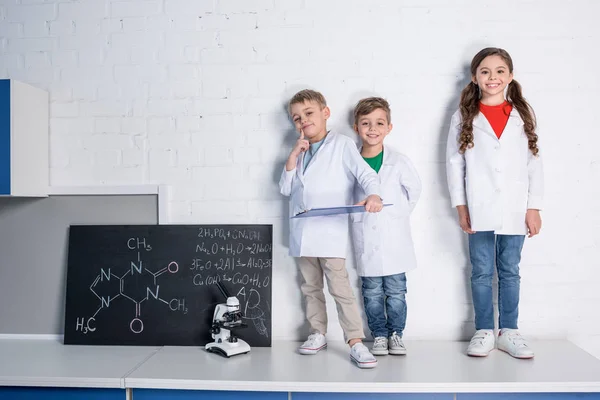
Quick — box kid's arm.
[342,141,381,198]
[399,156,422,212]
[446,113,467,207]
[279,164,296,197]
[280,130,309,196]
[527,142,544,210]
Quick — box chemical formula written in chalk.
[75,237,187,335]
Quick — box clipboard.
[292,204,393,219]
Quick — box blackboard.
[63,225,272,346]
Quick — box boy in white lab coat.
[279,89,383,369]
[351,97,421,356]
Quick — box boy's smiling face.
[290,100,330,143]
[354,108,392,148]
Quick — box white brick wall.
[2,0,599,357]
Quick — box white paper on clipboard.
[291,204,392,218]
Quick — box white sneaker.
[298,333,327,355]
[467,329,495,357]
[371,336,388,355]
[388,332,406,355]
[497,329,534,359]
[350,342,378,369]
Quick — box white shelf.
[1,339,599,393]
[126,340,600,393]
[0,339,159,388]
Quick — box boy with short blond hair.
[279,89,383,369]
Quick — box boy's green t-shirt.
[363,149,383,173]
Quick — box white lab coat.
[446,109,544,235]
[351,147,421,277]
[279,132,381,258]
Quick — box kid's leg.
[361,276,388,355]
[383,273,407,355]
[382,273,407,336]
[495,234,525,329]
[297,257,327,335]
[468,232,496,330]
[320,257,364,342]
[495,234,533,359]
[321,258,377,369]
[466,231,496,357]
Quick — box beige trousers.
[297,257,365,342]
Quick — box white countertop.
[1,339,600,393]
[0,339,159,388]
[125,340,600,393]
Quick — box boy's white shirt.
[279,131,381,258]
[446,108,544,235]
[351,145,422,277]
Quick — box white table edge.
[122,379,600,393]
[0,377,123,389]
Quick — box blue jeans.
[469,231,525,330]
[361,273,407,338]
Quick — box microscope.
[205,281,251,358]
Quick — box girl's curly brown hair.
[458,47,539,156]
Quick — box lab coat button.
[495,188,501,193]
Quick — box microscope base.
[205,338,251,358]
